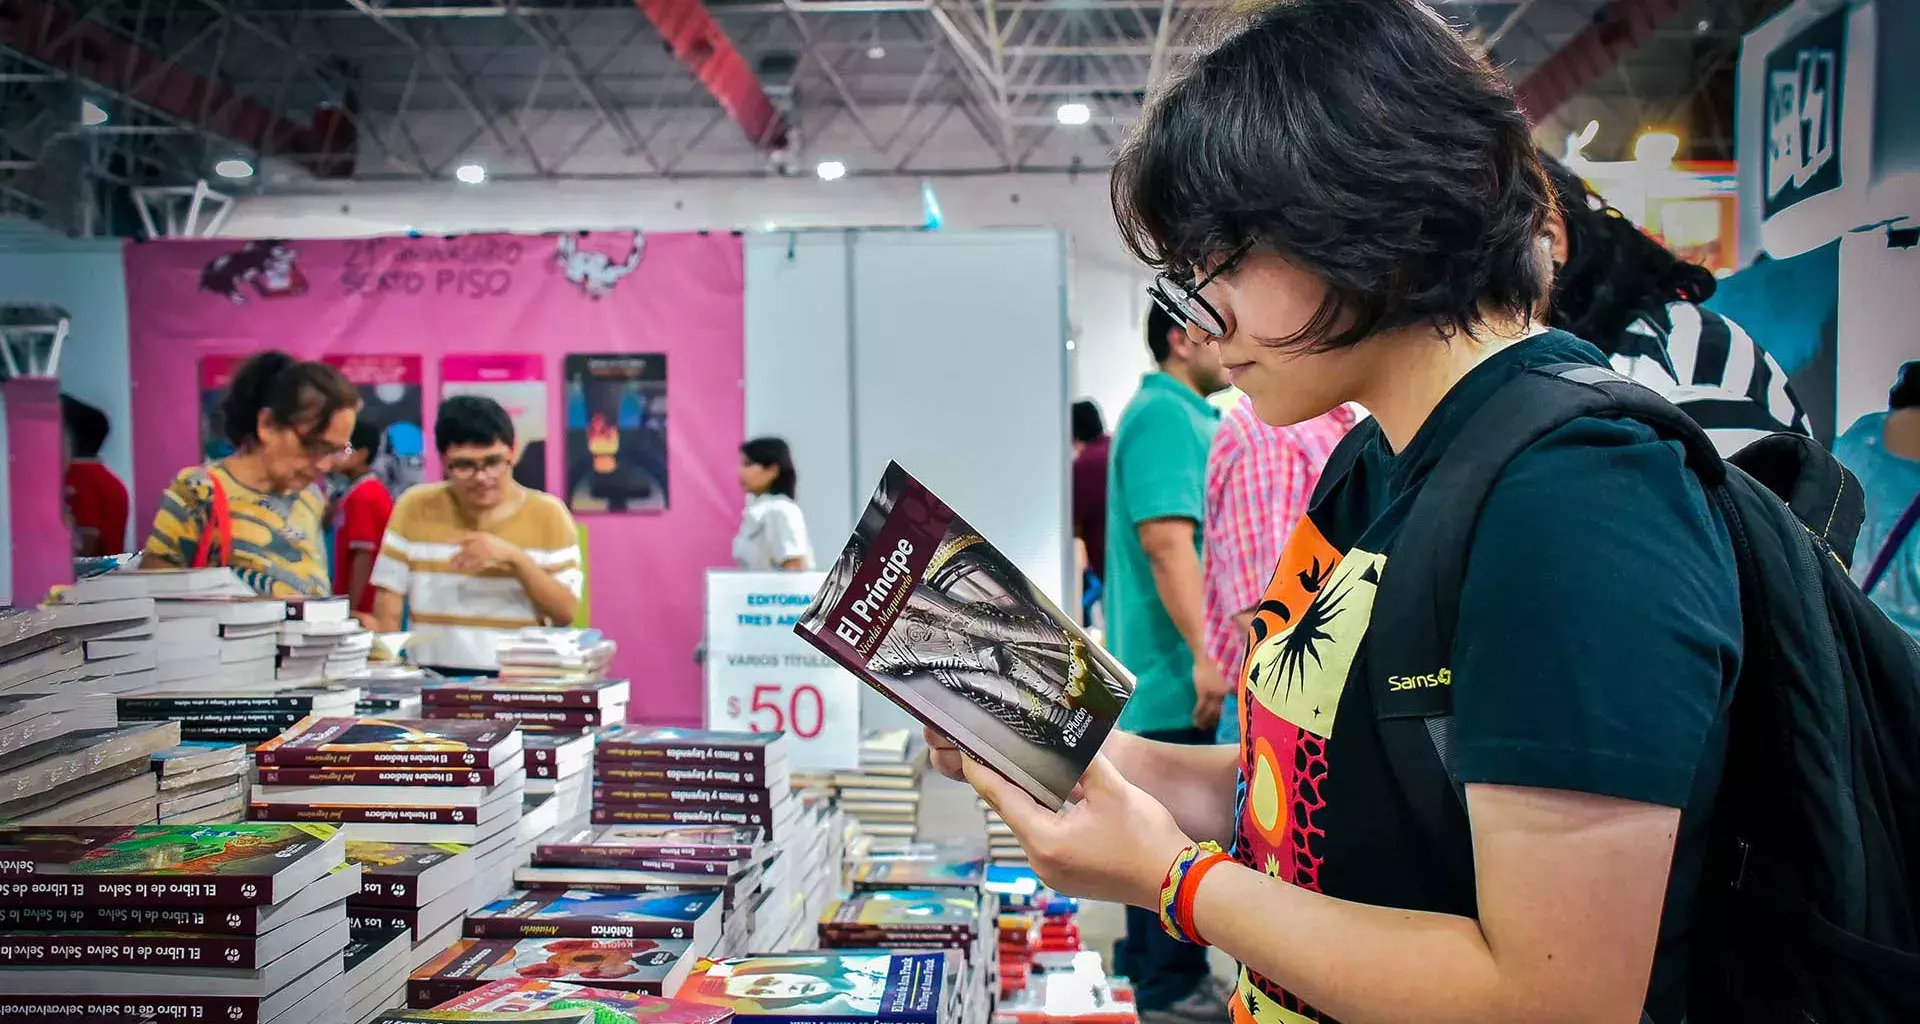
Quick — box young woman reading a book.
[930,3,1740,1023]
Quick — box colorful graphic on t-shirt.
[1230,513,1384,1024]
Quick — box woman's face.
[738,456,777,496]
[1191,251,1377,428]
[257,405,356,493]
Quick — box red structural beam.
[633,0,789,152]
[0,0,354,176]
[1515,0,1687,124]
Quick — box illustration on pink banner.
[326,354,425,496]
[124,230,745,726]
[443,354,549,494]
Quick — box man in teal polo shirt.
[1104,304,1226,1023]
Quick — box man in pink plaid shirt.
[1202,393,1358,742]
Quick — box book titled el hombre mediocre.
[794,462,1133,809]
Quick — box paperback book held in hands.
[795,463,1131,809]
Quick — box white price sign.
[703,570,860,771]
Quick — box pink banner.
[6,377,73,603]
[124,231,746,726]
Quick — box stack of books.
[0,823,357,1024]
[991,950,1138,1024]
[851,856,989,895]
[464,887,724,948]
[0,717,178,825]
[981,800,1026,868]
[346,840,482,978]
[524,731,596,833]
[15,584,170,729]
[151,594,290,689]
[152,740,252,824]
[831,729,927,854]
[672,950,960,1024]
[592,727,792,837]
[517,823,772,949]
[344,922,413,1024]
[495,627,617,680]
[421,676,630,737]
[250,717,529,901]
[118,683,362,744]
[277,599,373,683]
[819,889,987,961]
[418,977,735,1021]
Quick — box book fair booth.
[0,0,1914,1020]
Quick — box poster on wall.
[442,354,550,493]
[325,354,425,496]
[198,354,245,462]
[564,353,668,514]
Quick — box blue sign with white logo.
[1763,6,1847,218]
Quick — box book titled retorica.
[794,462,1132,809]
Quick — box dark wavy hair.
[221,351,359,450]
[1113,0,1554,352]
[1540,154,1718,353]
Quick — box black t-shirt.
[1226,331,1741,1024]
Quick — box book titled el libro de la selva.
[794,462,1132,809]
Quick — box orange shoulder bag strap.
[191,470,234,568]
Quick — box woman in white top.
[733,437,814,571]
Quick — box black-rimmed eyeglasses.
[1146,241,1252,339]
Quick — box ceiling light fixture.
[80,100,108,126]
[1056,102,1091,126]
[816,160,847,182]
[455,163,487,184]
[214,158,255,180]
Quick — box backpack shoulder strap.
[1367,364,1721,900]
[192,468,234,569]
[1310,413,1382,508]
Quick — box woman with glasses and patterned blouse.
[143,350,361,597]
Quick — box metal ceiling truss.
[0,0,1775,234]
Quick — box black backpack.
[1320,363,1920,1023]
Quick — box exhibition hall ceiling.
[1,0,1782,230]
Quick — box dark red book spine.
[0,903,264,935]
[0,933,274,969]
[348,905,419,939]
[250,802,487,825]
[591,785,774,810]
[0,995,268,1023]
[530,849,738,874]
[422,688,602,709]
[256,765,502,786]
[253,749,497,768]
[589,804,770,829]
[0,875,278,908]
[593,762,772,788]
[435,706,613,728]
[463,914,696,941]
[357,872,429,908]
[592,743,767,767]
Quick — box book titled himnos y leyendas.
[794,462,1132,810]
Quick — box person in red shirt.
[62,394,129,558]
[333,417,394,622]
